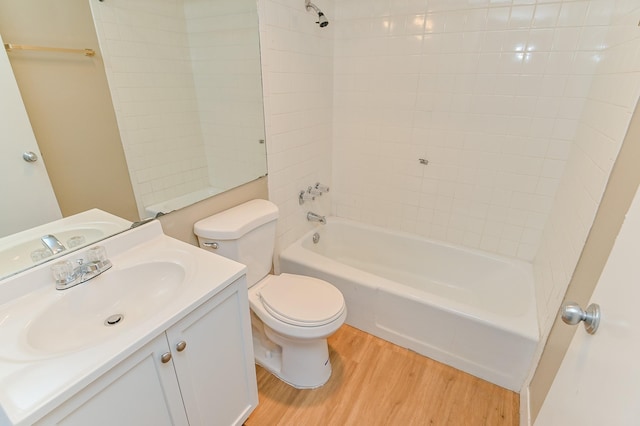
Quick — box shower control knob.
[299,190,315,205]
[308,186,323,195]
[561,302,600,334]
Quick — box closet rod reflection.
[4,43,95,57]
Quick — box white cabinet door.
[167,279,258,426]
[36,334,188,426]
[535,185,640,424]
[0,33,61,238]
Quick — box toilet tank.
[194,199,278,287]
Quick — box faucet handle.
[299,190,315,205]
[86,245,112,272]
[308,186,323,195]
[87,246,108,263]
[315,182,330,193]
[51,261,76,285]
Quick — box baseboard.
[520,385,531,426]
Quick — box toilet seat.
[257,274,345,327]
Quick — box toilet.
[194,199,346,389]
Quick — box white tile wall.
[91,0,210,218]
[331,0,629,262]
[92,0,640,346]
[534,1,640,332]
[259,0,334,262]
[260,0,640,339]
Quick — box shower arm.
[305,0,321,14]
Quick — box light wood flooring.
[245,325,518,426]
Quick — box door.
[535,184,640,424]
[0,33,60,238]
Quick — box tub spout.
[307,211,326,225]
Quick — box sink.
[0,220,247,425]
[25,262,185,355]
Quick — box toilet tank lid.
[194,199,279,240]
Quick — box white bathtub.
[279,218,539,391]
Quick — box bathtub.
[279,218,539,391]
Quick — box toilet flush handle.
[203,241,218,249]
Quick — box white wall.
[259,0,334,261]
[91,0,210,218]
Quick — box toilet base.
[251,314,332,389]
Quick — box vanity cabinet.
[166,278,258,425]
[35,279,258,426]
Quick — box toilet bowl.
[248,274,346,387]
[194,199,346,388]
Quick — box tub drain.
[104,314,124,326]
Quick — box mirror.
[0,0,267,278]
[90,0,268,219]
[0,209,131,281]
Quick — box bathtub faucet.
[307,211,326,225]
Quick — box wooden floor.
[245,325,518,426]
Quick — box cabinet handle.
[160,352,172,363]
[176,341,187,352]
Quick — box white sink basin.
[0,220,247,426]
[26,262,185,355]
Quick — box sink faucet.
[51,246,112,290]
[307,211,326,225]
[41,234,66,255]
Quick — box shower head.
[305,1,329,28]
[317,11,329,27]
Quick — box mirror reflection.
[0,0,267,277]
[91,0,268,219]
[0,209,131,280]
